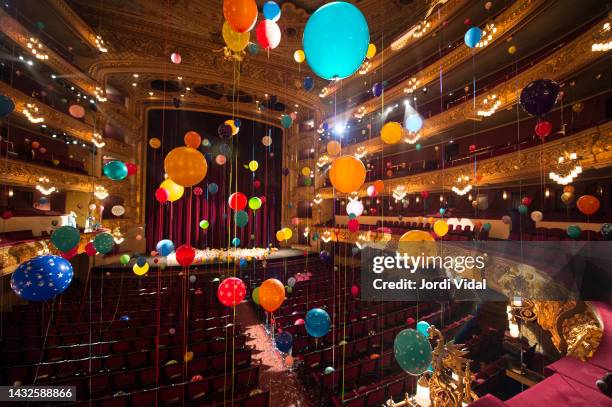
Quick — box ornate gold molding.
[316,121,612,198]
[45,0,106,53]
[104,137,134,160]
[561,308,603,361]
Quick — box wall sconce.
[503,191,508,200]
[545,188,550,198]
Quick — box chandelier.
[23,103,44,123]
[317,155,328,168]
[321,230,332,243]
[303,227,309,238]
[355,233,367,249]
[412,20,430,39]
[94,87,107,102]
[549,152,582,185]
[476,93,501,117]
[27,37,49,60]
[95,35,108,53]
[354,106,367,119]
[452,175,473,196]
[112,227,124,244]
[313,193,323,205]
[319,87,330,98]
[94,185,109,200]
[36,177,57,195]
[355,146,367,159]
[393,185,407,201]
[475,23,497,48]
[403,77,420,94]
[591,21,611,52]
[358,60,371,75]
[404,131,421,144]
[92,132,106,148]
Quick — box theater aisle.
[235,302,313,406]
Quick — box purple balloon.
[372,82,384,97]
[519,79,560,117]
[282,168,290,176]
[218,124,232,138]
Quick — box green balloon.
[567,225,581,239]
[303,178,312,186]
[50,226,80,252]
[252,286,260,304]
[248,197,262,210]
[199,220,209,229]
[235,210,248,228]
[93,233,114,254]
[394,328,432,376]
[482,222,492,231]
[119,254,131,265]
[286,285,293,294]
[415,143,422,151]
[518,204,528,214]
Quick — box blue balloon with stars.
[394,328,432,375]
[11,255,73,301]
[305,308,331,338]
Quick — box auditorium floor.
[236,301,313,406]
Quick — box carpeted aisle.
[235,302,313,406]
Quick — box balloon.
[301,167,311,177]
[280,114,293,129]
[508,45,517,54]
[372,82,384,97]
[68,104,85,118]
[415,143,422,152]
[366,43,376,59]
[561,192,574,204]
[275,331,293,353]
[164,147,207,187]
[329,155,366,193]
[11,255,73,301]
[482,223,492,231]
[535,121,552,139]
[263,1,281,21]
[184,131,202,148]
[294,50,305,63]
[248,160,259,172]
[502,215,511,224]
[366,185,377,197]
[31,141,40,149]
[133,263,149,276]
[381,122,403,144]
[256,20,281,49]
[235,210,249,227]
[218,124,233,138]
[433,220,448,237]
[601,223,612,240]
[405,114,423,133]
[170,52,181,64]
[228,192,247,211]
[103,161,128,180]
[439,208,446,215]
[373,180,384,193]
[416,321,430,337]
[160,179,184,202]
[567,225,581,239]
[248,197,262,210]
[282,227,293,240]
[224,120,239,136]
[259,278,285,312]
[222,21,250,52]
[576,195,600,216]
[324,367,335,374]
[303,76,314,91]
[0,94,15,117]
[305,308,330,337]
[247,42,259,55]
[521,197,533,206]
[520,79,560,116]
[175,245,195,266]
[394,329,432,375]
[351,285,359,296]
[287,277,296,287]
[93,233,114,254]
[252,286,260,304]
[327,140,341,156]
[564,185,575,194]
[319,250,331,262]
[217,277,247,307]
[199,220,209,230]
[111,205,125,216]
[262,135,273,146]
[50,226,80,252]
[84,242,96,256]
[124,163,138,176]
[193,187,203,197]
[156,239,175,256]
[303,1,370,80]
[223,0,258,33]
[276,230,286,242]
[232,237,241,247]
[348,218,359,232]
[530,211,543,222]
[346,200,364,217]
[208,183,219,194]
[464,27,483,48]
[518,204,528,215]
[119,254,131,265]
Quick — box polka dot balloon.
[217,277,247,307]
[393,328,432,375]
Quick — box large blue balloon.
[303,2,370,80]
[50,226,80,252]
[405,114,423,133]
[103,161,128,180]
[519,79,560,117]
[464,27,483,48]
[156,239,175,256]
[394,328,432,375]
[0,94,15,117]
[11,255,73,301]
[275,331,293,353]
[305,308,330,338]
[263,1,281,22]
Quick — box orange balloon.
[258,278,285,312]
[184,131,201,148]
[328,155,366,194]
[164,147,208,187]
[223,0,258,33]
[374,180,384,193]
[576,195,600,216]
[563,185,575,194]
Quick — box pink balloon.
[170,52,181,64]
[351,285,359,297]
[348,218,359,232]
[294,318,305,326]
[216,155,227,165]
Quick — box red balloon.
[521,196,532,206]
[228,192,247,211]
[193,187,203,196]
[155,188,169,203]
[421,191,429,199]
[85,242,97,256]
[469,144,476,153]
[217,277,247,307]
[126,162,138,176]
[253,180,261,188]
[260,196,266,204]
[61,246,78,260]
[2,210,13,220]
[347,218,360,232]
[369,207,378,216]
[351,285,359,297]
[175,244,196,266]
[535,121,552,139]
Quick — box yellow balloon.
[249,160,259,172]
[149,138,161,149]
[329,155,366,194]
[366,43,376,59]
[294,50,305,63]
[282,227,293,240]
[160,178,184,202]
[224,119,239,135]
[222,21,250,52]
[164,147,208,187]
[276,230,286,242]
[508,45,517,55]
[327,140,341,156]
[381,122,403,144]
[398,230,435,257]
[433,220,449,237]
[301,167,311,176]
[133,263,149,276]
[184,351,194,362]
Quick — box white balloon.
[346,200,364,217]
[287,277,296,287]
[189,275,196,283]
[366,185,377,197]
[530,211,543,222]
[262,136,272,147]
[111,205,125,216]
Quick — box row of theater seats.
[510,227,605,241]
